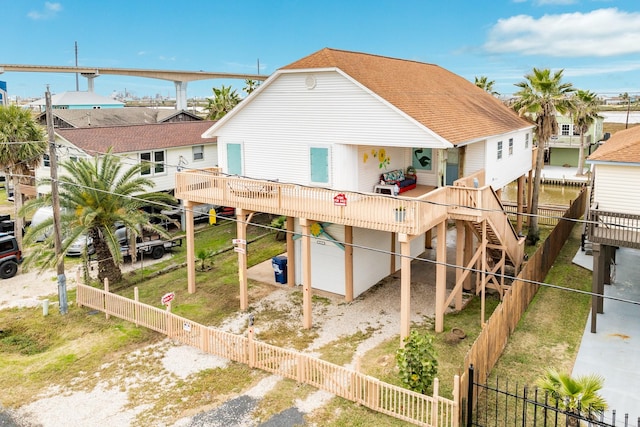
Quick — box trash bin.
[272,256,288,284]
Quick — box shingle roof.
[281,48,532,145]
[588,126,640,163]
[56,121,217,154]
[39,107,203,128]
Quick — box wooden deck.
[175,169,523,264]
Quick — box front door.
[445,148,459,186]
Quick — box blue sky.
[3,0,640,101]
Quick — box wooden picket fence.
[76,283,459,427]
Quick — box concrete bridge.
[0,64,267,110]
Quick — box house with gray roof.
[35,107,202,129]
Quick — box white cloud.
[158,56,176,61]
[27,2,62,20]
[484,8,640,57]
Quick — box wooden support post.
[286,216,296,288]
[517,175,525,235]
[185,200,196,294]
[435,221,447,333]
[390,232,396,273]
[425,228,433,249]
[301,219,313,329]
[527,169,533,228]
[344,225,354,302]
[591,243,605,333]
[237,209,249,310]
[464,223,473,291]
[455,221,464,310]
[481,221,487,326]
[399,234,412,345]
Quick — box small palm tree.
[243,79,260,95]
[21,149,175,284]
[572,90,600,176]
[512,68,575,244]
[536,369,607,426]
[206,85,241,120]
[0,105,48,250]
[474,76,499,96]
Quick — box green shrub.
[396,330,438,394]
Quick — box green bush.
[396,330,438,394]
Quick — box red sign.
[334,193,347,206]
[161,292,175,305]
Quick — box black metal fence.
[466,365,638,427]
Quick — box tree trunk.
[527,143,545,244]
[576,132,586,176]
[13,178,23,251]
[94,237,122,284]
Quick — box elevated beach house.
[175,48,534,340]
[586,126,640,332]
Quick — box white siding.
[214,71,450,187]
[463,141,485,176]
[483,130,531,189]
[593,164,640,214]
[36,138,216,195]
[292,222,425,298]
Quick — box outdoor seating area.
[376,169,417,195]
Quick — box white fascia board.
[587,159,640,167]
[455,125,536,147]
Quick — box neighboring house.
[35,107,203,129]
[28,91,124,111]
[547,113,604,167]
[34,121,217,196]
[586,126,640,332]
[175,48,534,340]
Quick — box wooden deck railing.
[176,170,450,235]
[447,186,524,267]
[76,283,459,426]
[587,205,640,249]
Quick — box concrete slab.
[572,247,640,420]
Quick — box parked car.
[0,233,22,278]
[66,235,95,257]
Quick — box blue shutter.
[310,147,329,183]
[227,143,242,175]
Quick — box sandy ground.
[2,238,458,426]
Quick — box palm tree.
[573,90,600,176]
[474,76,499,96]
[206,85,241,120]
[0,105,48,250]
[243,79,260,95]
[536,369,607,425]
[512,68,574,244]
[21,150,175,284]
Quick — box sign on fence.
[161,292,175,305]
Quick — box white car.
[66,235,95,257]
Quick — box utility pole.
[45,87,68,314]
[75,41,79,91]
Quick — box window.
[525,133,529,149]
[310,146,329,184]
[43,154,50,167]
[140,150,165,176]
[497,141,503,160]
[561,124,571,136]
[508,138,514,156]
[193,145,204,161]
[227,143,242,175]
